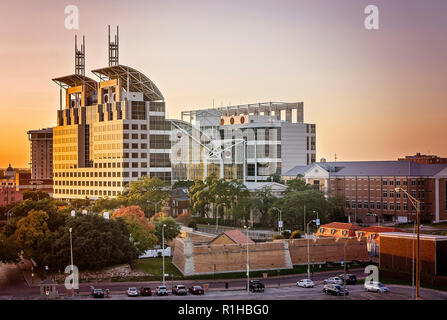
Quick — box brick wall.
[172,236,369,276]
[287,238,369,265]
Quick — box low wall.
[288,238,370,265]
[172,238,292,276]
[173,236,369,276]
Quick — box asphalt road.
[1,268,446,300]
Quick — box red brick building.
[398,153,447,165]
[379,232,447,276]
[315,222,360,238]
[283,161,447,224]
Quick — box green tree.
[172,180,195,189]
[286,175,313,192]
[327,196,347,222]
[111,205,157,254]
[0,233,19,263]
[92,197,121,214]
[151,213,181,244]
[118,176,170,216]
[11,210,51,258]
[189,179,213,217]
[273,189,329,230]
[22,190,50,201]
[251,188,278,226]
[38,215,139,270]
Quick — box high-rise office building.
[27,128,53,180]
[52,27,171,200]
[171,102,316,182]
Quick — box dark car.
[339,274,357,285]
[323,284,349,296]
[140,287,152,296]
[172,285,188,296]
[189,285,204,295]
[249,280,265,293]
[92,288,105,298]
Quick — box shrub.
[290,230,302,239]
[176,211,192,225]
[187,220,197,230]
[273,234,285,240]
[282,230,291,238]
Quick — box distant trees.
[117,176,170,216]
[151,213,181,245]
[111,205,157,254]
[22,190,50,201]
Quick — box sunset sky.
[0,0,446,168]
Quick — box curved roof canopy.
[52,74,97,92]
[91,65,164,101]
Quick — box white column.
[435,178,440,222]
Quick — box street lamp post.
[395,187,420,300]
[162,224,167,286]
[148,200,162,216]
[244,225,250,294]
[272,207,282,234]
[307,220,316,279]
[69,228,74,271]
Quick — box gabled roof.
[91,64,164,101]
[209,229,255,245]
[243,182,288,192]
[320,222,361,231]
[283,161,447,178]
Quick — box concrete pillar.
[286,109,292,122]
[435,178,440,222]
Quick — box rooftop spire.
[74,35,85,76]
[108,25,119,66]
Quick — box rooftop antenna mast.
[75,35,85,76]
[108,25,119,66]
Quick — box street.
[1,268,446,300]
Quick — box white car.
[155,286,168,296]
[364,281,389,293]
[127,287,139,297]
[323,277,343,285]
[296,279,315,288]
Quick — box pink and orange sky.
[0,0,446,168]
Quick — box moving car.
[140,287,152,296]
[92,288,105,298]
[339,274,357,285]
[172,285,188,296]
[323,277,344,285]
[249,280,265,293]
[364,281,389,293]
[323,284,349,296]
[127,287,139,297]
[155,286,168,296]
[189,285,204,295]
[296,279,315,288]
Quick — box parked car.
[92,288,105,298]
[155,286,168,296]
[172,285,188,296]
[296,279,315,288]
[339,274,357,285]
[323,284,349,296]
[127,287,139,297]
[189,285,204,295]
[140,287,152,296]
[323,277,344,285]
[249,280,265,293]
[364,281,389,293]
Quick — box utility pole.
[303,205,306,233]
[245,225,250,294]
[162,224,166,286]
